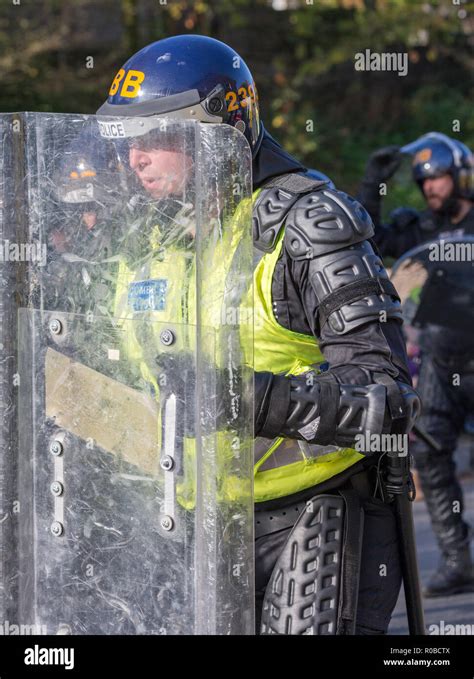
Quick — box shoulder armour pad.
[253,185,299,252]
[284,187,375,260]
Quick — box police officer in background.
[358,133,474,259]
[46,128,125,317]
[358,133,474,597]
[98,34,419,634]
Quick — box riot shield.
[391,236,474,331]
[0,112,254,635]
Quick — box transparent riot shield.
[0,112,254,635]
[392,236,474,331]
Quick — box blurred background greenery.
[0,0,472,213]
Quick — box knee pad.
[260,490,364,635]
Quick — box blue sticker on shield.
[128,279,168,312]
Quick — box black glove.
[363,145,402,184]
[255,370,420,452]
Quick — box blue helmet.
[97,34,262,156]
[401,132,474,200]
[56,123,121,206]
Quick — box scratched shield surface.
[391,236,474,333]
[0,112,254,634]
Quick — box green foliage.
[0,0,471,209]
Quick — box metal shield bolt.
[49,440,63,456]
[49,319,63,335]
[51,521,64,537]
[160,455,175,472]
[160,329,175,346]
[160,515,174,532]
[50,481,64,497]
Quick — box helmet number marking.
[108,69,145,99]
[226,91,239,112]
[238,87,249,108]
[226,84,257,113]
[414,148,432,165]
[248,84,257,104]
[109,68,126,96]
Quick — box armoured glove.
[363,145,402,185]
[255,370,420,453]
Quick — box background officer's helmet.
[401,132,474,200]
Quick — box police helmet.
[57,125,121,207]
[401,132,474,200]
[97,35,262,156]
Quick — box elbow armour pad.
[255,371,420,453]
[284,187,403,334]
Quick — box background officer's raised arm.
[356,145,422,258]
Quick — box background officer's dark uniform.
[358,145,474,596]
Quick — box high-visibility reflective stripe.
[255,436,341,472]
[253,436,284,472]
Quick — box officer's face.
[129,146,193,199]
[82,212,97,231]
[422,174,455,211]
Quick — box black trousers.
[411,353,474,552]
[254,469,402,635]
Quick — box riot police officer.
[358,133,474,259]
[98,34,420,633]
[358,133,474,597]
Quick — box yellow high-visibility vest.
[113,193,362,505]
